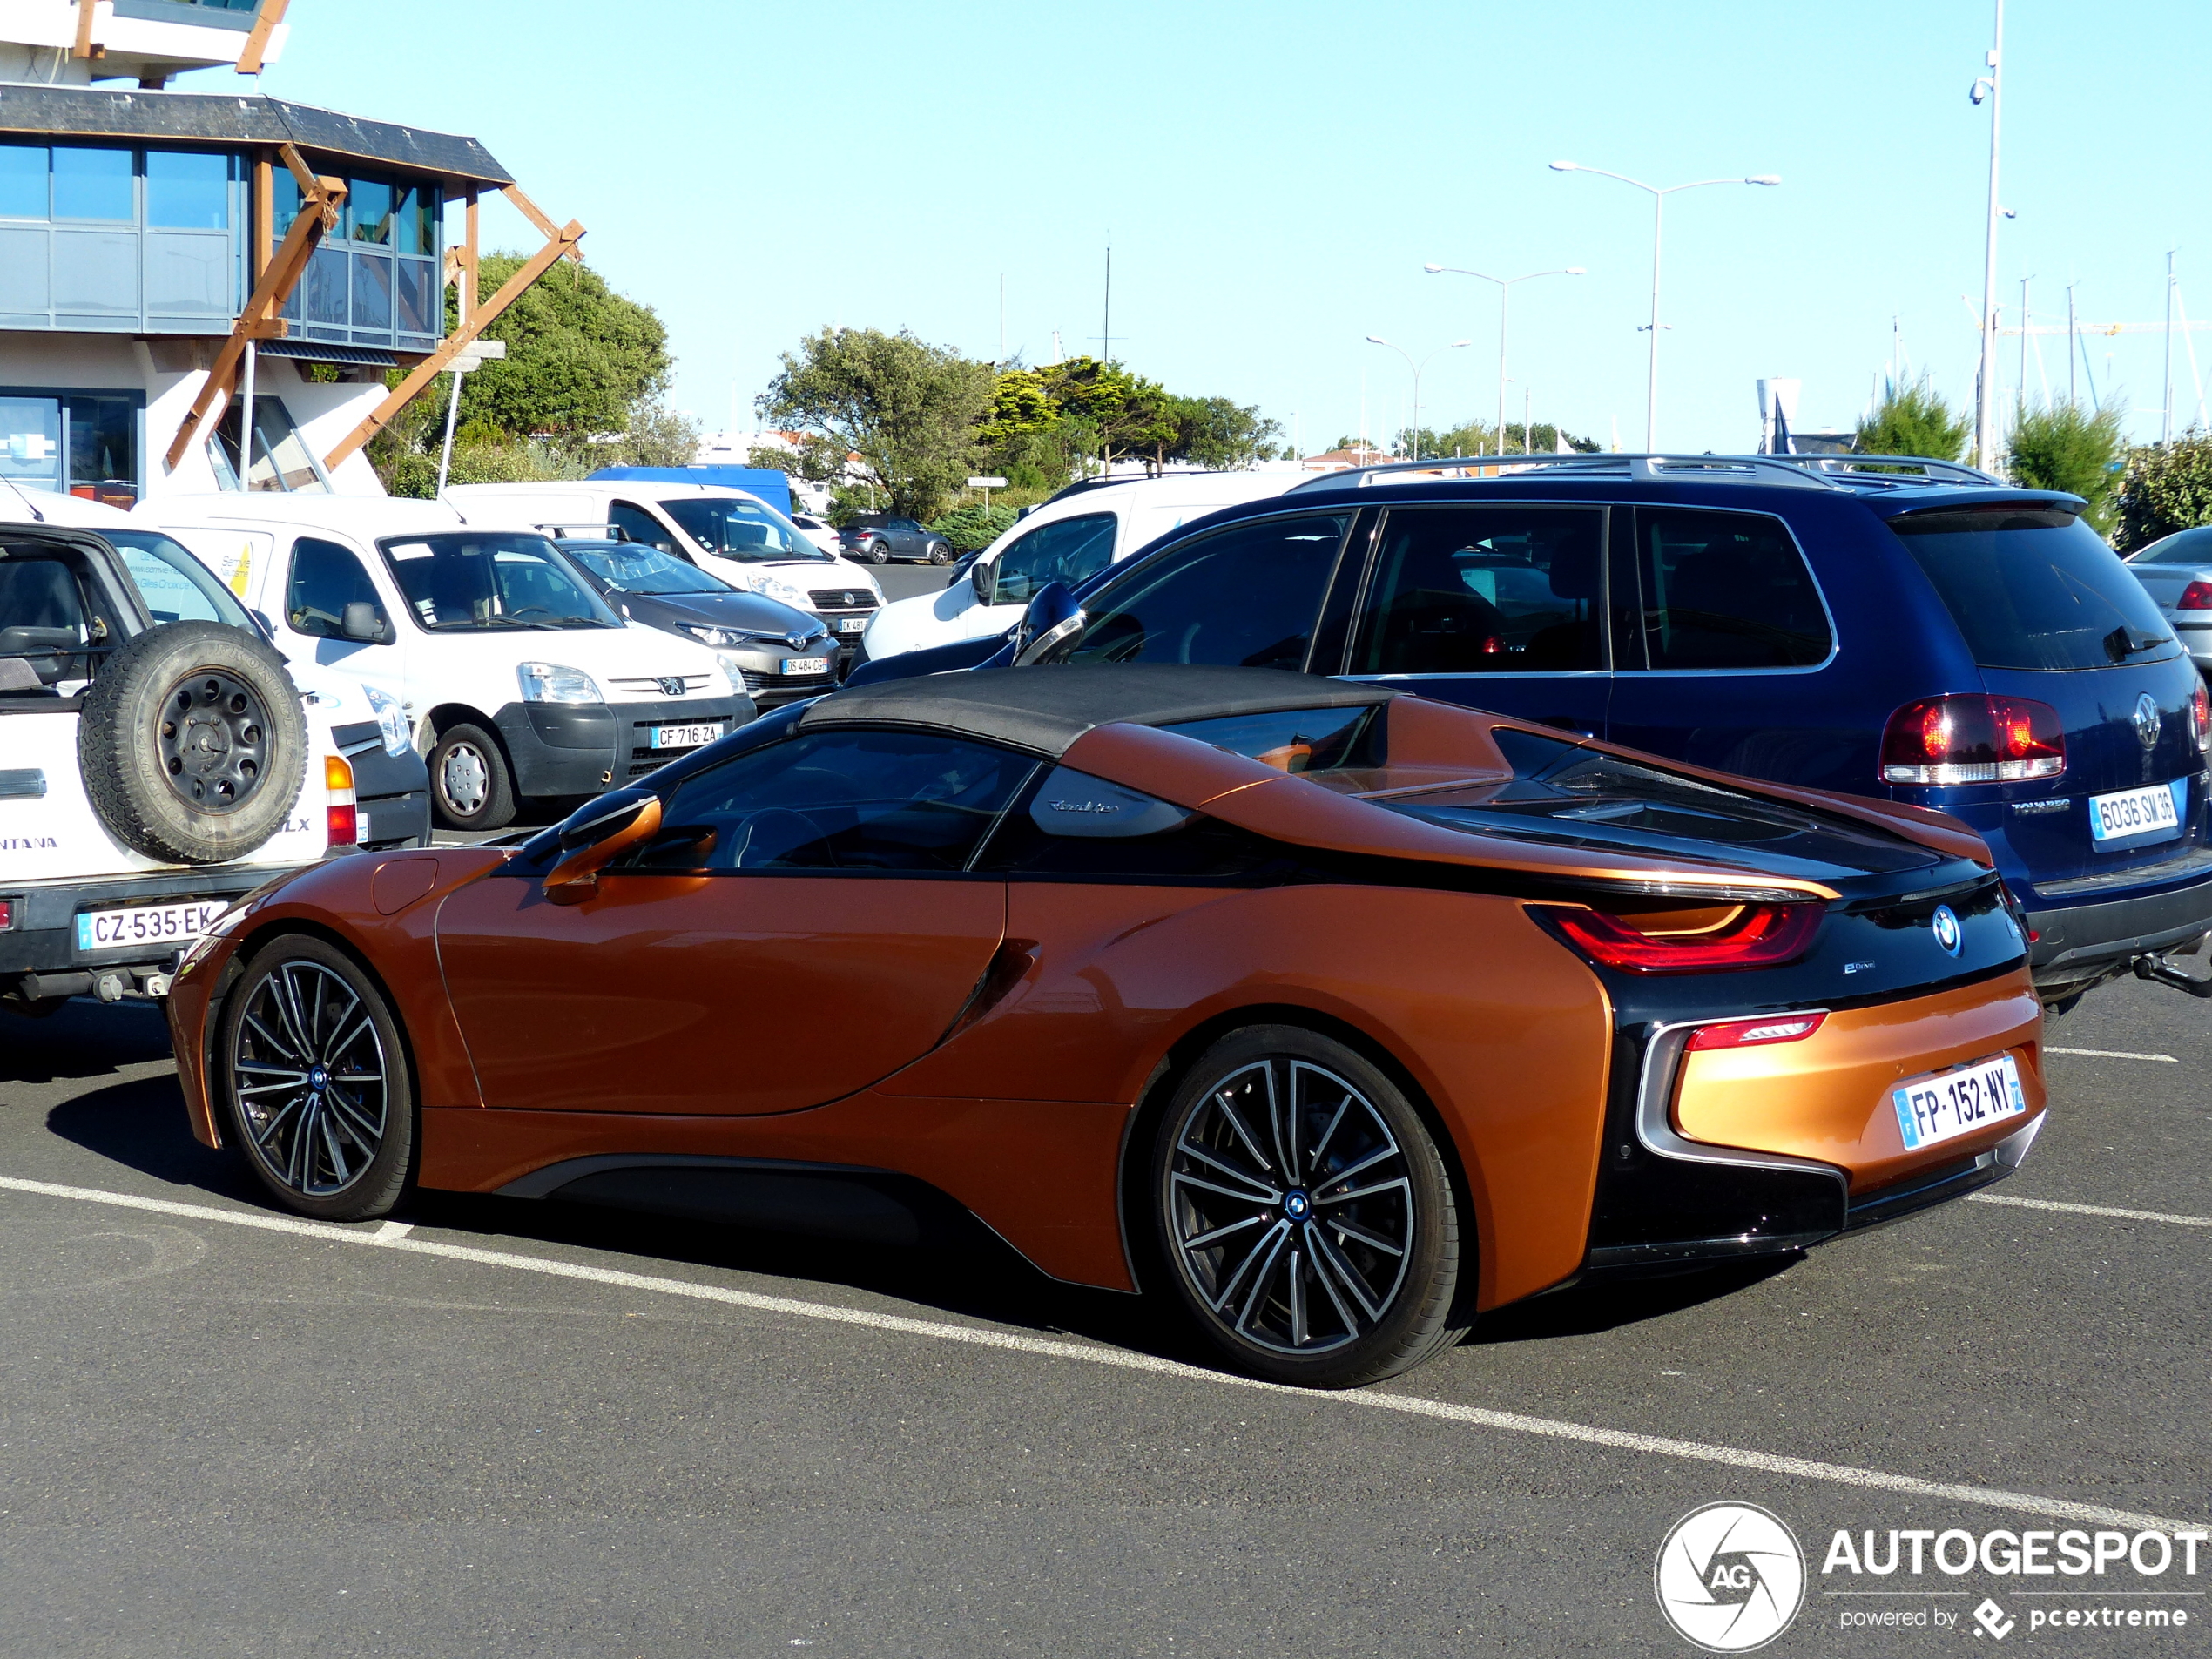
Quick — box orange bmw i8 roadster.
[168,665,2045,1386]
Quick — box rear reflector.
[1685,1012,1828,1052]
[2180,581,2212,610]
[1880,693,2065,785]
[0,897,12,932]
[324,753,357,847]
[1548,902,1824,974]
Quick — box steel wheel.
[219,937,413,1220]
[1153,1027,1465,1386]
[157,667,270,812]
[427,722,515,830]
[440,742,489,816]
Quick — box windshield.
[563,542,731,596]
[378,532,620,632]
[659,497,828,563]
[106,529,257,630]
[2131,527,2212,566]
[1890,506,2179,670]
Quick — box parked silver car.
[2126,526,2212,674]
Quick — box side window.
[1064,513,1352,670]
[286,536,384,639]
[988,513,1117,606]
[974,766,1298,881]
[1614,509,1832,671]
[624,729,1036,874]
[610,501,678,554]
[1352,507,1607,675]
[114,543,223,624]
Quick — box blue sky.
[246,0,2209,455]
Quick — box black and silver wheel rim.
[438,741,489,818]
[158,668,268,813]
[229,960,388,1197]
[1165,1059,1415,1357]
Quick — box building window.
[0,389,141,504]
[273,167,442,355]
[209,395,331,495]
[51,146,133,221]
[145,150,232,231]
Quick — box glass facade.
[0,141,244,333]
[273,168,442,356]
[0,389,142,505]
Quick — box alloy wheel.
[228,958,389,1198]
[1163,1058,1416,1357]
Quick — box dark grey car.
[552,540,837,707]
[2127,526,2212,676]
[840,515,954,566]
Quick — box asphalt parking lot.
[1,969,2205,1658]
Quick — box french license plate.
[1892,1054,2027,1151]
[835,617,866,634]
[782,656,830,676]
[650,721,722,750]
[75,899,226,953]
[2088,780,2184,846]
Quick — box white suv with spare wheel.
[138,496,749,833]
[1,515,376,1014]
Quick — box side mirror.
[341,601,388,643]
[969,560,994,604]
[543,790,663,905]
[1012,581,1085,666]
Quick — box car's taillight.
[325,753,356,846]
[1684,1011,1828,1052]
[1547,902,1823,974]
[1879,694,2065,784]
[2193,682,2211,755]
[0,897,13,932]
[2179,581,2212,610]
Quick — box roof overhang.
[0,85,513,188]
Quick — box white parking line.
[0,1171,2198,1534]
[2046,1047,2179,1062]
[1969,1191,2212,1229]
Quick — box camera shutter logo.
[1654,1502,1805,1652]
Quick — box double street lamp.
[1549,161,1780,449]
[1364,335,1470,461]
[1424,263,1585,455]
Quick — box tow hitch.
[2134,951,2212,997]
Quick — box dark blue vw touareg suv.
[850,454,2212,1008]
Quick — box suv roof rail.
[1284,453,1846,493]
[1761,453,2005,487]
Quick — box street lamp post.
[1970,0,2006,467]
[1364,335,1471,460]
[1425,263,1584,455]
[1549,161,1780,449]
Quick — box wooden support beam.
[463,188,480,315]
[252,154,273,283]
[237,0,289,75]
[71,0,98,59]
[503,185,584,265]
[164,168,344,472]
[323,214,585,472]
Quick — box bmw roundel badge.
[1931,904,1963,956]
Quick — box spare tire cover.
[78,620,309,865]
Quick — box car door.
[1601,504,1851,786]
[1060,509,1356,669]
[280,534,407,692]
[983,512,1119,613]
[1334,503,1613,735]
[434,725,1037,1116]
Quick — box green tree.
[2113,433,2212,551]
[1855,377,1970,462]
[759,327,995,520]
[1162,395,1283,470]
[2007,401,2126,533]
[927,502,1019,551]
[457,253,674,442]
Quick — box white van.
[136,496,745,833]
[443,482,886,650]
[860,473,1302,664]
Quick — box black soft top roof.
[798,665,1395,758]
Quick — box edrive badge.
[1655,1502,1805,1651]
[1932,904,1963,957]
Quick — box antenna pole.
[1974,0,2005,468]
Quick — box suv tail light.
[1880,694,2065,784]
[2193,682,2211,755]
[324,754,357,846]
[1684,1012,1828,1052]
[0,897,12,932]
[1547,902,1823,974]
[2179,581,2212,610]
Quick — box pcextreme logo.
[1656,1502,1808,1652]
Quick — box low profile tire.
[868,543,891,564]
[217,934,412,1221]
[78,620,307,865]
[1151,1025,1467,1388]
[428,722,516,831]
[927,542,953,565]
